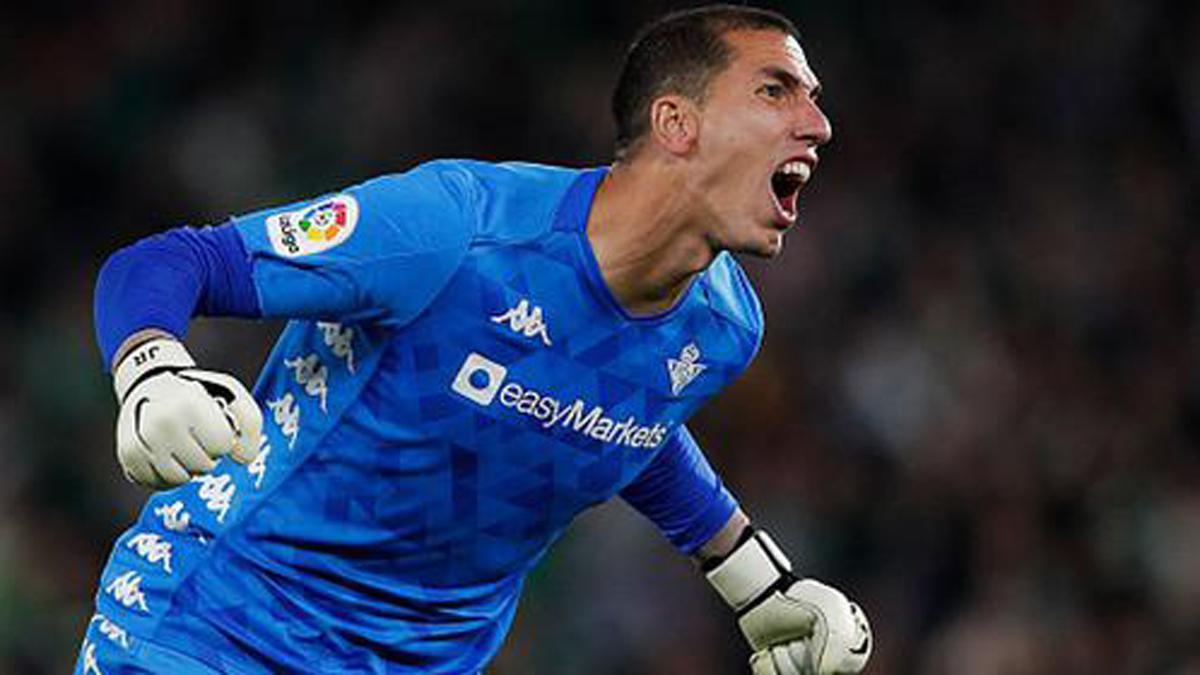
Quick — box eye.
[758,83,785,99]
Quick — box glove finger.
[183,393,236,460]
[787,642,815,674]
[174,432,218,475]
[147,449,190,487]
[223,399,264,464]
[117,400,156,487]
[136,394,198,452]
[184,371,262,464]
[772,645,803,675]
[751,650,779,675]
[125,411,186,490]
[118,445,157,488]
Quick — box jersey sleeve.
[93,224,261,369]
[619,425,740,555]
[231,160,479,326]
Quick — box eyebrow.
[759,66,821,98]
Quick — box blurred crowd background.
[2,0,1198,673]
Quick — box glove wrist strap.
[113,337,195,402]
[705,527,795,613]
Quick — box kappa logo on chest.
[491,298,552,347]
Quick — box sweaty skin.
[587,29,832,317]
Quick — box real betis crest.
[667,342,706,396]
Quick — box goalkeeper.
[77,5,871,674]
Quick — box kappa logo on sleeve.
[266,194,359,257]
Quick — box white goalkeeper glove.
[705,528,872,675]
[113,337,262,489]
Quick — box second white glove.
[113,338,262,489]
[706,528,872,675]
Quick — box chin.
[760,234,785,258]
[728,234,784,259]
[716,215,788,258]
[748,228,786,259]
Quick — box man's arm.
[621,429,871,674]
[95,161,479,370]
[619,425,740,555]
[95,224,266,486]
[94,224,261,370]
[95,161,481,488]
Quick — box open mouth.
[770,159,811,224]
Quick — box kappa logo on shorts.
[153,501,191,532]
[90,613,131,650]
[125,532,174,574]
[266,194,359,257]
[105,570,149,612]
[80,641,101,675]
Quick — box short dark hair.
[611,4,801,160]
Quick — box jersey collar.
[553,166,702,324]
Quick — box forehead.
[720,29,818,88]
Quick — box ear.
[648,95,699,155]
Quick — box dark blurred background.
[3,0,1199,673]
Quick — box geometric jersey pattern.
[82,162,762,674]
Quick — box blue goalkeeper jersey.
[86,161,762,673]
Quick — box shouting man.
[79,5,872,674]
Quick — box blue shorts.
[75,613,223,675]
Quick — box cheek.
[693,110,773,207]
[700,103,759,149]
[698,132,762,184]
[706,112,777,169]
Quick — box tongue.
[772,173,801,215]
[779,186,797,217]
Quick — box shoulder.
[700,252,764,342]
[405,159,588,243]
[417,159,583,192]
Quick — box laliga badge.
[267,194,359,257]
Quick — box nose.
[793,98,832,149]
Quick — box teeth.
[777,161,810,181]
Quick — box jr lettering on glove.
[113,337,262,488]
[705,528,872,675]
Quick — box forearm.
[94,224,259,369]
[695,508,751,563]
[620,426,740,555]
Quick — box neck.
[586,158,717,316]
